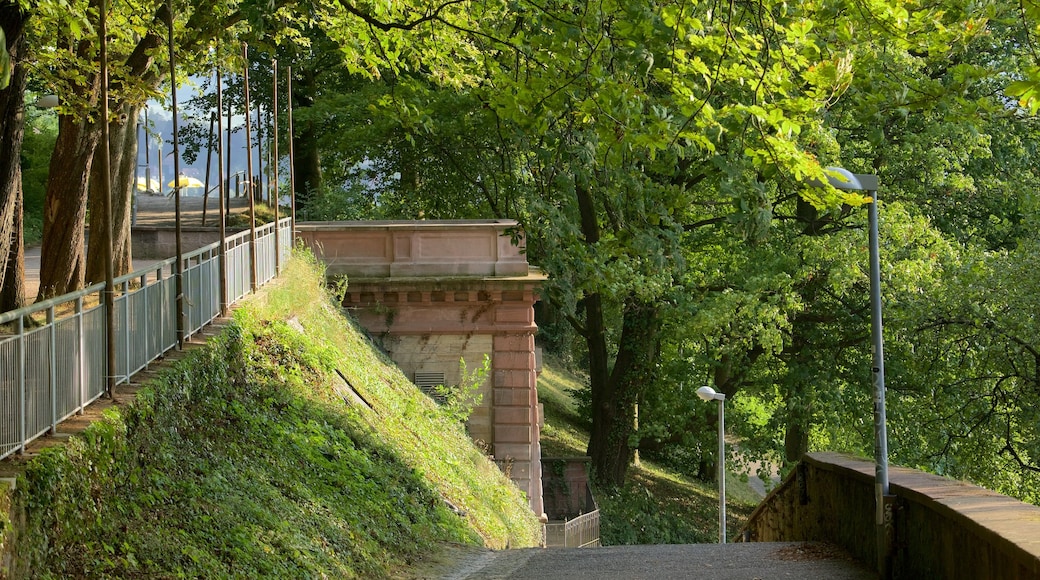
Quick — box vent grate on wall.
[414,371,447,403]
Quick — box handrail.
[1,218,292,461]
[0,282,107,325]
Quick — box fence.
[0,218,292,461]
[544,481,601,548]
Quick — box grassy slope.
[537,357,759,545]
[7,254,540,578]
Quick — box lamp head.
[806,166,879,192]
[697,386,723,401]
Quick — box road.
[22,192,254,301]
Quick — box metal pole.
[869,189,893,577]
[99,0,117,396]
[144,108,151,190]
[202,111,215,226]
[718,396,726,544]
[242,43,257,293]
[287,65,296,233]
[168,0,184,348]
[256,99,263,204]
[226,84,232,211]
[216,66,228,317]
[272,58,280,274]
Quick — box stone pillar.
[493,332,545,519]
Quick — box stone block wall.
[746,452,1040,579]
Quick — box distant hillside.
[2,253,541,578]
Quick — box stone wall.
[132,226,224,258]
[746,452,1040,579]
[541,457,593,520]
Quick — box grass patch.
[537,357,590,457]
[10,252,540,578]
[537,358,760,545]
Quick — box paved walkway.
[408,542,876,579]
[23,192,255,301]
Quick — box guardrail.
[544,481,600,548]
[0,218,291,461]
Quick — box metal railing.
[545,482,601,548]
[0,218,292,461]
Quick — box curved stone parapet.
[745,451,1040,578]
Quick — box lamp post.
[696,385,726,544]
[811,167,890,577]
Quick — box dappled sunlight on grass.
[537,358,761,545]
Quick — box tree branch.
[336,0,466,32]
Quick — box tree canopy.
[6,0,1040,500]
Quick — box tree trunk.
[38,0,161,299]
[37,107,100,299]
[587,298,661,487]
[0,1,27,312]
[87,102,138,282]
[291,68,322,212]
[583,291,615,480]
[575,179,664,487]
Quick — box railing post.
[48,306,56,434]
[76,296,85,414]
[140,273,149,368]
[122,280,131,384]
[17,314,25,454]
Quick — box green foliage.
[21,100,58,245]
[0,480,11,562]
[597,481,712,546]
[11,253,540,577]
[432,355,491,424]
[537,358,757,544]
[0,28,10,91]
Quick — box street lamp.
[810,167,890,577]
[696,385,726,544]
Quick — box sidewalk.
[22,192,255,301]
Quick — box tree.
[474,0,873,486]
[0,0,28,312]
[609,0,1040,486]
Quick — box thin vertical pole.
[202,111,215,226]
[168,0,184,348]
[157,132,163,194]
[226,85,233,211]
[718,397,726,544]
[272,59,280,274]
[216,66,228,316]
[287,65,296,232]
[99,0,117,396]
[869,188,892,578]
[256,100,263,204]
[242,43,257,292]
[144,108,151,190]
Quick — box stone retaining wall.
[745,452,1040,579]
